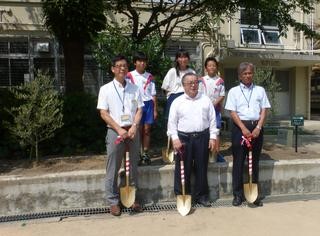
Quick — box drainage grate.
[0,199,240,223]
[3,193,320,223]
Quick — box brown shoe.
[131,202,143,213]
[110,205,121,216]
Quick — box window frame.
[240,7,282,46]
[261,30,282,45]
[240,27,262,45]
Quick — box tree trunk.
[35,140,39,164]
[62,40,85,94]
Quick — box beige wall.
[0,1,45,34]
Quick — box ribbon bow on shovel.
[241,136,258,203]
[176,146,192,216]
[115,136,136,208]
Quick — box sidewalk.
[1,198,320,236]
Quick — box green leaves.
[41,0,106,43]
[5,71,63,161]
[93,30,171,79]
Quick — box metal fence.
[0,36,104,95]
[0,36,201,95]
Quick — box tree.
[254,67,281,117]
[42,1,320,92]
[93,26,171,78]
[41,0,106,94]
[5,71,64,162]
[104,0,320,46]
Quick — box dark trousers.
[174,128,210,201]
[231,122,263,198]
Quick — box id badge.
[121,114,130,122]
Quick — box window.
[240,8,259,25]
[10,41,28,54]
[262,31,281,45]
[240,8,282,46]
[241,28,261,44]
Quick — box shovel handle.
[180,160,186,195]
[125,152,130,185]
[248,150,252,176]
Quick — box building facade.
[1,1,320,119]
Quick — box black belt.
[241,120,258,126]
[178,128,209,138]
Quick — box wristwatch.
[256,125,262,130]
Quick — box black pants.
[174,128,209,202]
[231,122,263,198]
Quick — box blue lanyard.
[113,81,125,112]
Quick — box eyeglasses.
[113,64,128,69]
[184,80,200,86]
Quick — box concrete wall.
[1,159,320,216]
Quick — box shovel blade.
[162,148,174,163]
[177,195,192,216]
[120,186,136,208]
[244,183,258,203]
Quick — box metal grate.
[0,199,240,223]
[2,194,320,223]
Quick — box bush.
[4,72,63,162]
[0,88,23,159]
[42,92,106,156]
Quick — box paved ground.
[1,198,320,236]
[1,120,320,235]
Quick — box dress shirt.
[167,92,218,140]
[97,79,144,127]
[225,83,271,120]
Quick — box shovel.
[120,150,136,208]
[176,147,191,216]
[244,149,258,203]
[162,136,174,164]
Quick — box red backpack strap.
[126,72,135,84]
[199,76,207,92]
[143,73,154,91]
[216,77,224,86]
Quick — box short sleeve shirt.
[161,67,196,98]
[126,70,156,102]
[97,79,144,127]
[225,83,271,121]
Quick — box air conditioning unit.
[226,40,235,49]
[35,42,50,52]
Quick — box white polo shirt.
[225,83,271,121]
[97,79,144,127]
[161,67,196,98]
[199,75,225,103]
[127,70,156,102]
[167,92,218,140]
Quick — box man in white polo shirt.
[97,55,144,216]
[225,62,271,207]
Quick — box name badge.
[121,114,130,122]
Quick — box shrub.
[4,72,63,162]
